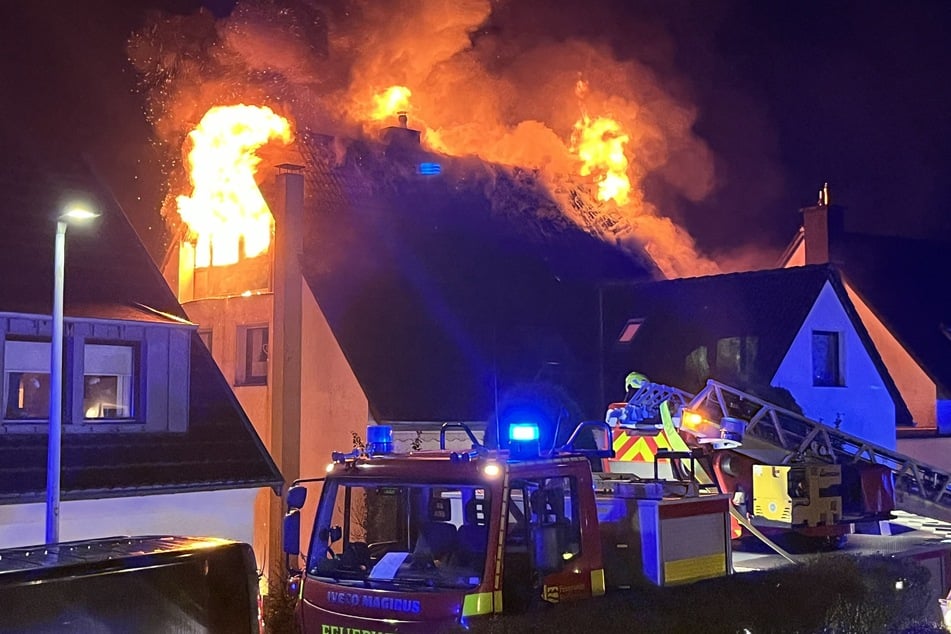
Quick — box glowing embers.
[176,104,292,267]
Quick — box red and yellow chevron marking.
[611,428,674,462]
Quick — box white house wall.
[182,293,274,571]
[0,488,258,557]
[298,277,369,555]
[771,281,896,449]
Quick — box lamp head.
[60,203,99,223]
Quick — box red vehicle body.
[283,423,731,632]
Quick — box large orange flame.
[571,113,632,205]
[371,85,412,121]
[176,104,292,267]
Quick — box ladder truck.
[605,376,951,547]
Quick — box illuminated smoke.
[130,0,720,278]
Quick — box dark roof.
[828,232,951,395]
[294,131,658,423]
[0,136,282,503]
[600,265,912,424]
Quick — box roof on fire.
[0,132,282,503]
[294,129,660,424]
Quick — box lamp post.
[46,204,98,544]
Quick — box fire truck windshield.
[308,480,491,591]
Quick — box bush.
[460,554,944,634]
[263,579,299,634]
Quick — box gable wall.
[771,281,896,448]
[844,285,936,428]
[298,277,369,555]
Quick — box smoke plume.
[129,0,721,278]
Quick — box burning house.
[163,107,669,571]
[143,0,720,573]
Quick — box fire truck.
[282,419,733,632]
[282,377,951,632]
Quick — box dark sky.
[2,0,949,266]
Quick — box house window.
[684,346,710,389]
[617,319,643,343]
[716,336,758,382]
[198,329,213,352]
[812,330,843,387]
[236,325,268,386]
[4,340,51,420]
[83,343,136,419]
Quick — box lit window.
[84,344,136,419]
[236,325,268,386]
[812,330,843,387]
[617,319,643,343]
[4,340,51,420]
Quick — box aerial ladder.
[607,378,951,527]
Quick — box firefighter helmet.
[625,372,649,391]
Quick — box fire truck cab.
[283,423,613,632]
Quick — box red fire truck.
[283,422,733,632]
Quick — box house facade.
[780,195,951,462]
[0,149,281,552]
[601,266,907,449]
[163,127,658,563]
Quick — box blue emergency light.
[417,162,442,175]
[366,425,394,456]
[507,422,541,460]
[508,423,540,442]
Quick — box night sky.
[1,0,948,267]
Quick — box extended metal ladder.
[617,378,951,523]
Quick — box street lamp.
[46,203,99,544]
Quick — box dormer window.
[3,339,50,420]
[83,343,137,420]
[1,316,191,433]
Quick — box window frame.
[3,337,52,422]
[811,330,844,387]
[235,324,269,387]
[81,340,141,422]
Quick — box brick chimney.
[800,183,845,265]
[382,111,421,147]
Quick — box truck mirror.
[283,509,301,556]
[286,485,307,510]
[318,525,343,545]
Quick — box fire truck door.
[502,477,583,612]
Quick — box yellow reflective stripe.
[663,553,727,585]
[660,401,690,453]
[462,591,495,617]
[494,590,502,613]
[590,568,606,596]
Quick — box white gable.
[771,280,896,448]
